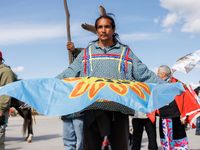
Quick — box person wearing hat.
[0,51,14,150]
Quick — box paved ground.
[4,116,200,150]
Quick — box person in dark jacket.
[194,81,200,135]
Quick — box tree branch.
[63,0,73,65]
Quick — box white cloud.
[0,21,89,45]
[119,16,149,24]
[182,19,200,33]
[154,17,160,24]
[189,35,194,38]
[162,28,172,33]
[0,23,65,45]
[160,0,200,33]
[12,66,24,72]
[162,13,179,27]
[120,32,160,42]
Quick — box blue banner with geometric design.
[0,77,184,116]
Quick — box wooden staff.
[63,0,73,65]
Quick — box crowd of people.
[1,12,200,150]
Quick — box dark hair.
[92,13,129,48]
[95,14,116,30]
[0,57,5,63]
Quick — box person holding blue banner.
[157,65,189,149]
[56,13,166,150]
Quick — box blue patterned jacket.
[56,42,165,84]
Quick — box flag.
[0,77,184,116]
[176,88,200,128]
[171,50,200,73]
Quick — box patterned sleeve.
[55,50,84,80]
[130,51,165,84]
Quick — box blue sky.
[1,0,200,86]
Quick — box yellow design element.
[177,53,192,62]
[62,77,150,101]
[89,45,93,71]
[177,56,189,62]
[118,46,126,73]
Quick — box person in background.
[0,51,14,150]
[131,111,158,150]
[61,42,84,150]
[61,113,83,150]
[194,81,200,135]
[157,65,189,149]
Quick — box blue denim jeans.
[196,116,200,134]
[62,117,83,150]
